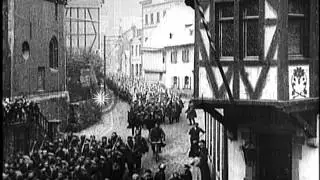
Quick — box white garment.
[191,157,201,180]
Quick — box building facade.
[189,0,319,180]
[164,44,194,95]
[3,0,69,155]
[140,0,185,78]
[141,4,194,95]
[130,28,143,78]
[64,0,104,55]
[140,0,185,42]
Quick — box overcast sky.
[102,0,142,36]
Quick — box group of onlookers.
[2,97,41,125]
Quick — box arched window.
[49,36,58,69]
[22,41,30,61]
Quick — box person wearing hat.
[149,122,166,154]
[185,101,197,125]
[154,163,166,180]
[181,164,192,180]
[198,140,211,180]
[188,123,205,157]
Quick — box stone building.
[188,0,319,180]
[3,0,69,155]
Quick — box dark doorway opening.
[259,134,292,180]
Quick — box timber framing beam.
[195,0,234,102]
[277,0,289,100]
[193,0,200,98]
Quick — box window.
[171,50,177,63]
[216,2,259,58]
[49,36,58,69]
[139,64,142,76]
[169,33,173,39]
[288,0,309,56]
[173,76,179,89]
[163,51,166,63]
[131,64,134,76]
[216,4,234,57]
[135,45,138,56]
[38,67,45,90]
[157,12,160,23]
[163,10,166,17]
[145,14,148,25]
[184,76,190,89]
[131,45,134,56]
[139,45,141,55]
[22,41,30,60]
[242,0,259,57]
[136,64,139,76]
[182,49,189,63]
[151,13,154,24]
[55,2,58,21]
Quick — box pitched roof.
[143,5,194,49]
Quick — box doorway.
[258,134,292,180]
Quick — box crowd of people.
[2,97,41,125]
[3,73,211,180]
[2,129,208,180]
[2,131,151,180]
[105,73,185,134]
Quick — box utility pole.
[104,35,106,93]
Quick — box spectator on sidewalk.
[198,140,211,180]
[188,123,205,157]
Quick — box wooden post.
[233,0,240,100]
[104,35,106,93]
[193,0,200,98]
[84,8,87,50]
[277,0,289,100]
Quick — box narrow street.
[76,98,196,178]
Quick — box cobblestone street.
[76,98,202,178]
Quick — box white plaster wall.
[142,50,165,72]
[260,67,278,100]
[299,144,319,180]
[228,138,246,180]
[142,0,184,42]
[164,46,194,90]
[144,72,160,82]
[199,67,214,98]
[213,66,232,90]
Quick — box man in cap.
[154,163,166,180]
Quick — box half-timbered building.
[64,0,104,54]
[187,0,319,179]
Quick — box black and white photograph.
[2,0,319,180]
